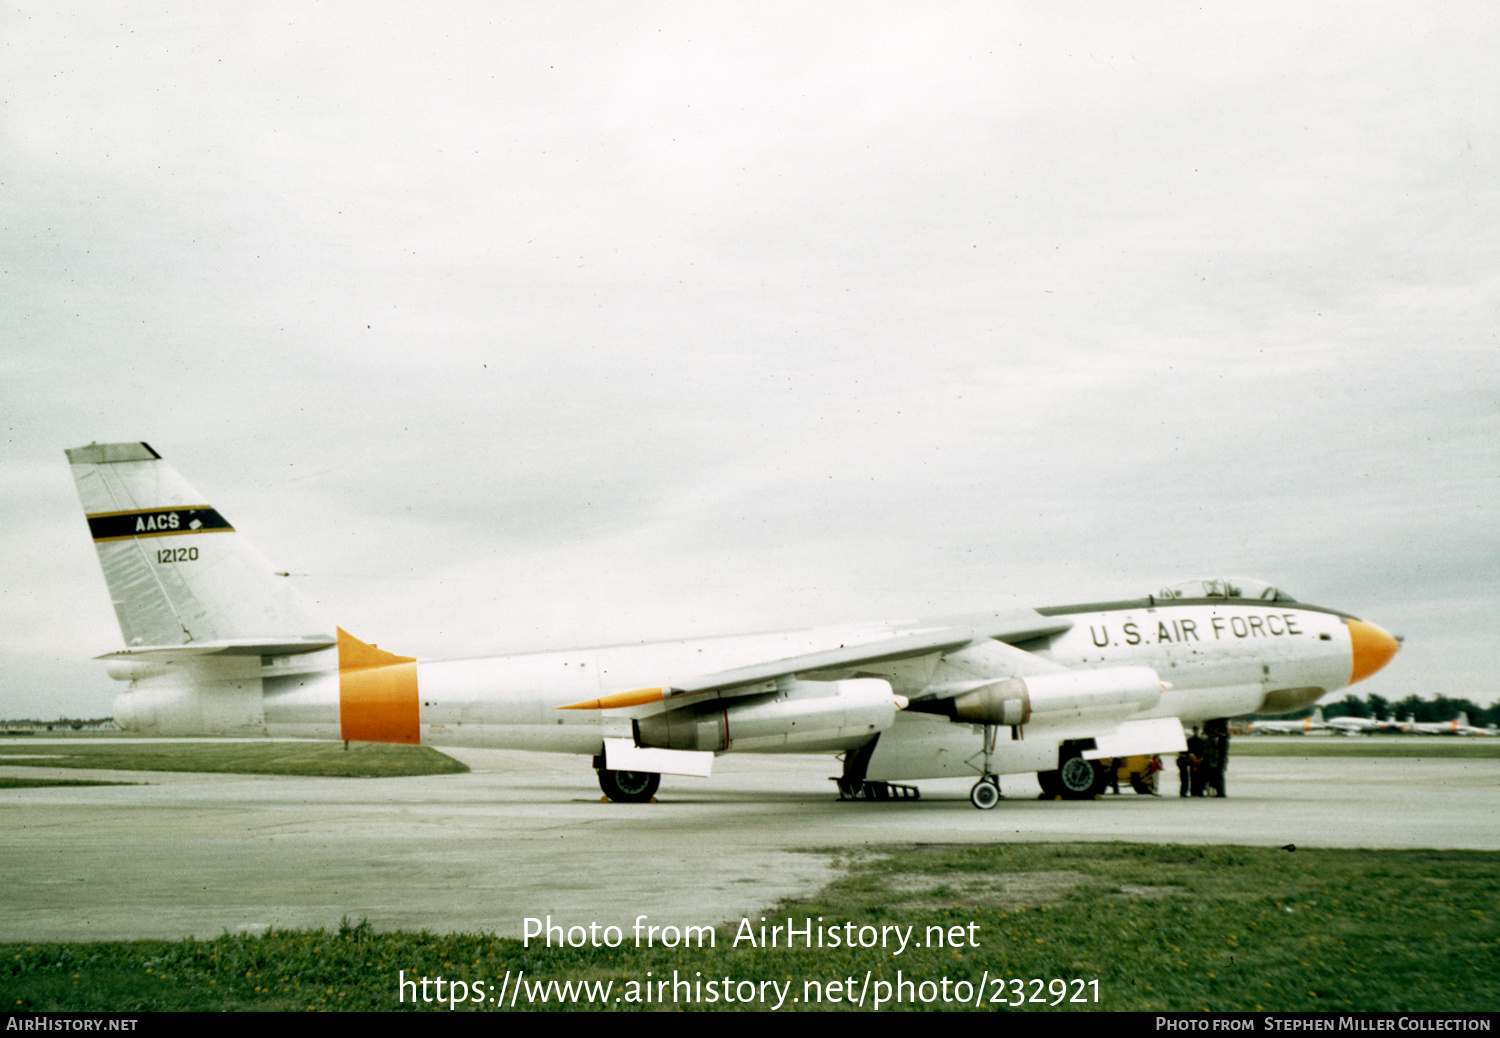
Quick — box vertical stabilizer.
[66,442,334,651]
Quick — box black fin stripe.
[87,508,234,542]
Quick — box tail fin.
[66,442,334,656]
[1312,707,1324,723]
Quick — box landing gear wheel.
[1058,754,1106,799]
[1036,769,1064,797]
[969,778,1001,810]
[598,768,660,803]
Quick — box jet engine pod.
[952,666,1162,726]
[636,677,898,753]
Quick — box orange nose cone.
[1347,619,1399,685]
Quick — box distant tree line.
[0,716,112,729]
[1248,695,1499,727]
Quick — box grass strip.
[0,740,467,778]
[0,776,135,789]
[4,843,1497,1012]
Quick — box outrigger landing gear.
[967,724,1003,810]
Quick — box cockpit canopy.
[1152,578,1295,603]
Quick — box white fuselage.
[114,599,1363,781]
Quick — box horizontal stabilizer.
[97,637,337,661]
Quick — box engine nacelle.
[951,666,1162,726]
[636,678,897,753]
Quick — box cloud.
[2,4,1496,716]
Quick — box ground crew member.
[1187,726,1207,797]
[1142,754,1164,795]
[1204,718,1229,797]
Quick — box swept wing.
[561,611,1074,712]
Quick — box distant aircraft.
[1457,714,1499,737]
[64,443,1402,809]
[1249,707,1330,735]
[1400,712,1495,736]
[1322,712,1400,736]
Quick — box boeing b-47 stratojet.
[65,443,1401,808]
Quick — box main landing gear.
[1036,744,1109,800]
[596,768,660,804]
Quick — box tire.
[970,779,1000,810]
[1058,754,1105,799]
[598,768,660,803]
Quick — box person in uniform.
[1203,718,1229,797]
[1186,726,1207,797]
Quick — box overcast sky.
[3,3,1496,719]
